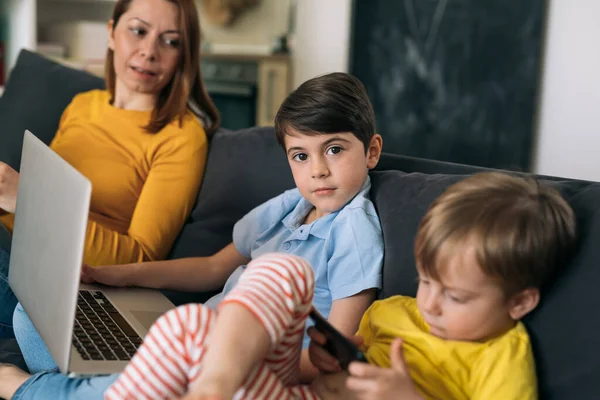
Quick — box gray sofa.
[1,50,600,399]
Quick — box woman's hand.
[0,162,19,213]
[80,263,135,287]
[307,326,364,373]
[346,338,423,400]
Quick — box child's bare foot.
[0,363,31,399]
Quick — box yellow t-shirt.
[358,296,537,400]
[0,90,208,265]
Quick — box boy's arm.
[300,205,383,382]
[83,186,296,291]
[328,289,376,336]
[82,243,250,292]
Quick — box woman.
[1,0,214,396]
[0,0,218,341]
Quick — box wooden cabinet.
[200,54,292,129]
[256,58,291,127]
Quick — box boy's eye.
[448,294,467,304]
[292,153,308,162]
[418,278,430,285]
[326,146,342,155]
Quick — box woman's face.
[108,0,182,104]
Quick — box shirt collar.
[282,176,372,240]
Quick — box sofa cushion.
[370,170,600,399]
[169,126,295,259]
[164,127,295,305]
[370,172,460,298]
[0,50,104,170]
[0,339,27,371]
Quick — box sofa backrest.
[168,127,295,259]
[0,50,104,170]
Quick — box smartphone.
[308,309,368,370]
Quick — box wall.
[5,0,36,77]
[532,0,600,181]
[292,0,352,88]
[291,0,600,181]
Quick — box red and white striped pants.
[105,253,321,400]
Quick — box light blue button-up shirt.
[206,177,384,348]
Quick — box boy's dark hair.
[414,172,577,295]
[274,72,376,151]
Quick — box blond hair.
[414,172,577,294]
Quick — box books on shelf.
[37,43,67,59]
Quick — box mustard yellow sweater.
[0,90,208,265]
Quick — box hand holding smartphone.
[308,309,368,370]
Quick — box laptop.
[8,130,175,376]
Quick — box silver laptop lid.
[9,130,91,374]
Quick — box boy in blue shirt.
[0,72,385,399]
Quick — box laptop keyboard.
[72,290,144,361]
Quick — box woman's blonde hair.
[105,0,220,135]
[414,172,577,294]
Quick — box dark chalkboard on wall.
[350,0,547,170]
